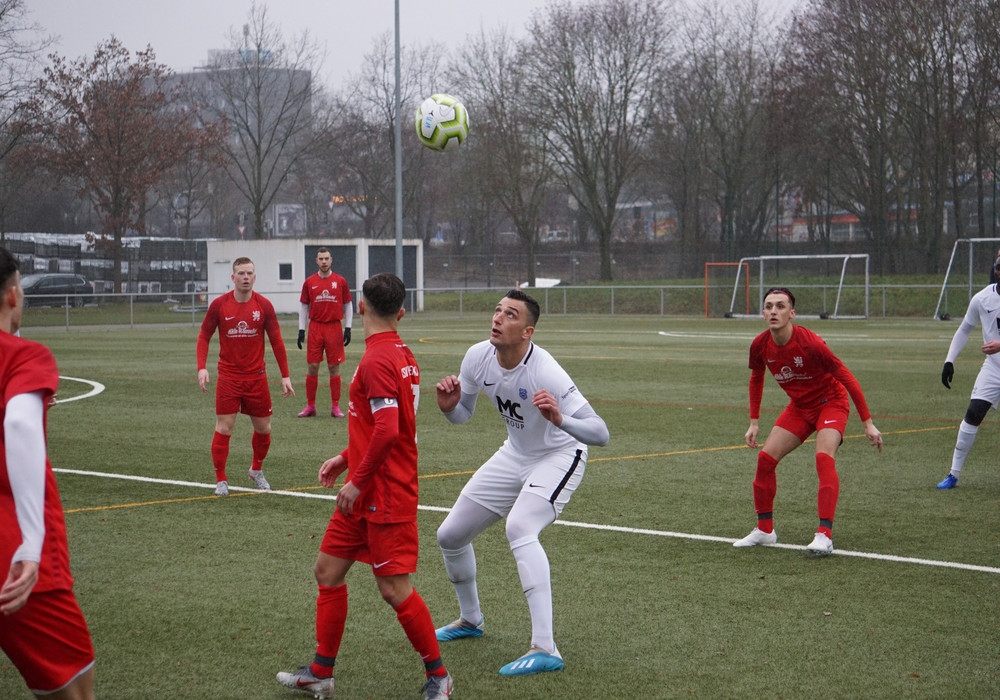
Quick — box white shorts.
[460,442,587,517]
[971,359,1000,407]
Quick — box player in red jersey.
[297,247,353,418]
[277,273,453,700]
[734,287,883,556]
[0,247,95,699]
[196,257,294,496]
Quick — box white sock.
[951,421,978,475]
[510,534,554,654]
[440,544,482,625]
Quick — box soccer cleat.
[498,646,564,676]
[733,527,777,548]
[421,671,454,700]
[248,469,271,491]
[806,532,834,556]
[331,406,344,418]
[214,480,229,497]
[298,405,317,418]
[276,666,334,699]
[937,473,958,489]
[435,616,485,642]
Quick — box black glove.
[343,327,352,347]
[941,361,954,389]
[297,329,305,350]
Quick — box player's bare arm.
[863,418,883,452]
[198,368,210,391]
[745,419,760,448]
[436,374,462,413]
[532,388,563,426]
[319,454,347,488]
[0,560,39,615]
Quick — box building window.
[279,263,292,281]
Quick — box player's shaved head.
[0,246,19,292]
[362,272,406,317]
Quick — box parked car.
[21,273,95,307]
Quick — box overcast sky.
[30,0,796,91]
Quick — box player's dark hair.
[763,286,795,308]
[232,256,253,271]
[362,272,406,317]
[0,246,19,292]
[504,289,540,326]
[317,247,330,255]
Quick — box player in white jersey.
[938,256,1000,488]
[433,289,609,677]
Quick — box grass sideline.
[2,313,998,698]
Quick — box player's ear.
[396,308,405,322]
[522,325,535,340]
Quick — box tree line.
[0,0,997,288]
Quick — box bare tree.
[452,27,554,285]
[31,38,206,290]
[524,0,672,280]
[204,3,321,238]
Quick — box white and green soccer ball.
[415,94,469,152]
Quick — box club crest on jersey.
[519,388,528,400]
[794,356,804,367]
[252,310,261,322]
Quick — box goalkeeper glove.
[343,327,351,347]
[941,361,954,389]
[297,329,305,350]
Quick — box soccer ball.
[415,94,469,152]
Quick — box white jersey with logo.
[458,339,589,459]
[947,283,1000,405]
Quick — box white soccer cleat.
[214,480,229,497]
[733,527,777,548]
[806,532,834,556]
[248,469,271,490]
[276,666,334,699]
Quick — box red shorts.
[0,588,94,694]
[320,511,418,576]
[307,321,345,366]
[775,397,849,443]
[215,372,273,417]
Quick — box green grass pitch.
[2,313,998,698]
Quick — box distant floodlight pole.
[394,0,403,279]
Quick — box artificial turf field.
[2,312,998,698]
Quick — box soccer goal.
[704,262,750,318]
[933,238,1000,320]
[724,254,870,319]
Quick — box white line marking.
[54,468,1000,575]
[56,376,106,403]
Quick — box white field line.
[55,468,1000,576]
[55,376,106,403]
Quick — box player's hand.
[343,327,351,347]
[745,421,760,448]
[532,389,563,426]
[982,341,1000,356]
[0,559,38,615]
[336,481,361,515]
[941,361,954,389]
[281,377,295,398]
[319,455,347,488]
[436,375,462,413]
[198,369,210,392]
[864,419,883,452]
[297,329,305,350]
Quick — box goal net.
[933,238,1000,320]
[723,254,870,319]
[704,262,750,317]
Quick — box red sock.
[211,431,231,482]
[752,451,779,530]
[251,431,270,471]
[312,584,347,676]
[394,589,446,677]
[816,452,839,532]
[305,375,319,406]
[330,375,342,408]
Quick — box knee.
[437,522,464,551]
[964,399,991,426]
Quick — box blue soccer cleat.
[937,473,958,489]
[498,646,564,676]
[435,617,484,642]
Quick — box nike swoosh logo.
[528,483,544,488]
[225,316,236,320]
[766,359,775,363]
[484,382,496,387]
[824,419,837,424]
[373,560,391,569]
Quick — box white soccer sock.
[440,544,482,625]
[951,421,978,475]
[510,534,554,654]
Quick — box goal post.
[725,254,870,319]
[933,238,1000,320]
[704,262,749,318]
